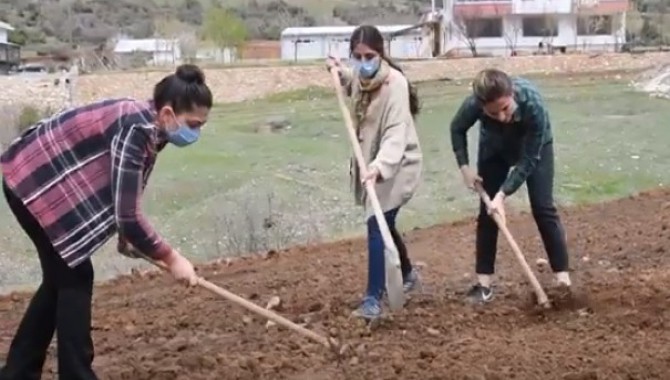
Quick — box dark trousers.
[476,142,569,275]
[366,207,413,299]
[0,181,98,380]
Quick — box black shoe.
[466,284,494,304]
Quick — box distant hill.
[0,0,666,54]
[0,0,430,51]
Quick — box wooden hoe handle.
[474,183,550,307]
[138,254,334,348]
[328,68,406,311]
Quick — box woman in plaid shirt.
[0,64,212,379]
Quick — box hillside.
[0,0,430,51]
[0,0,668,55]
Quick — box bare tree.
[541,13,558,53]
[452,15,481,57]
[178,32,199,63]
[154,16,187,64]
[504,22,521,56]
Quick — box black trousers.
[0,181,98,380]
[476,142,569,275]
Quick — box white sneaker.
[555,271,572,287]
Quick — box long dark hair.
[153,64,213,113]
[349,25,420,117]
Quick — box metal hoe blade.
[385,247,405,311]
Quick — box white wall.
[196,47,237,64]
[0,29,7,44]
[513,0,572,14]
[281,32,426,61]
[281,35,328,60]
[446,13,623,56]
[151,48,181,65]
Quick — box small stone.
[265,296,282,311]
[426,327,441,336]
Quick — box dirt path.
[1,190,669,379]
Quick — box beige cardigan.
[341,66,423,219]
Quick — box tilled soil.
[1,190,669,380]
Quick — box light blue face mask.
[166,120,200,147]
[351,56,381,79]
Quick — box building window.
[464,18,503,38]
[522,16,559,37]
[577,15,613,35]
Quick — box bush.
[16,106,42,133]
[210,185,325,257]
[0,105,53,151]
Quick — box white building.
[440,0,629,55]
[280,25,427,61]
[0,21,20,73]
[0,21,13,44]
[113,38,182,66]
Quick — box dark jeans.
[476,142,569,275]
[366,207,413,299]
[0,181,98,380]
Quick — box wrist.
[162,249,179,265]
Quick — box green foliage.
[202,7,248,50]
[16,106,42,133]
[7,29,27,45]
[2,0,670,47]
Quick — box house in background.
[0,21,21,73]
[440,0,629,56]
[113,38,181,67]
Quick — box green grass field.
[1,74,669,291]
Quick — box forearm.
[111,125,171,260]
[117,217,171,260]
[451,131,469,168]
[450,96,480,167]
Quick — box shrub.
[0,105,54,151]
[16,105,42,133]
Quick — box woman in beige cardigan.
[326,25,423,320]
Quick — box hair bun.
[175,64,205,85]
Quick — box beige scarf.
[351,60,391,126]
[350,60,391,206]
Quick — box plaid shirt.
[450,77,553,196]
[1,98,171,267]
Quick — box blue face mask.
[352,56,381,79]
[166,123,200,147]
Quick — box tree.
[8,29,28,45]
[202,7,248,56]
[453,14,482,57]
[504,23,521,56]
[177,0,204,25]
[154,16,200,64]
[626,9,645,45]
